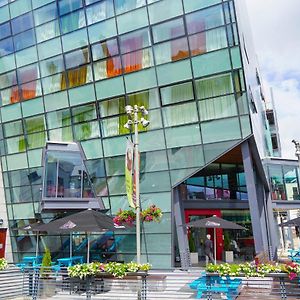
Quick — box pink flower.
[289,272,297,280]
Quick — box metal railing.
[0,266,300,299]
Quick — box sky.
[245,0,300,159]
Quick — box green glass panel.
[44,91,69,112]
[201,117,241,144]
[1,103,22,122]
[10,0,31,18]
[162,102,198,127]
[0,54,15,73]
[1,157,7,171]
[148,0,183,24]
[102,135,127,157]
[74,121,100,141]
[183,0,221,13]
[62,28,88,52]
[141,192,171,212]
[38,38,62,60]
[156,60,192,86]
[152,18,184,43]
[15,46,38,67]
[141,234,171,253]
[140,171,171,193]
[240,115,252,138]
[230,46,242,69]
[88,18,117,44]
[46,109,71,129]
[3,120,23,137]
[36,20,60,43]
[99,96,125,117]
[27,132,46,149]
[124,68,157,93]
[27,148,43,167]
[95,77,124,100]
[69,84,96,106]
[0,5,9,22]
[170,168,198,186]
[168,145,204,169]
[81,139,103,159]
[48,126,73,142]
[165,124,201,148]
[21,97,44,117]
[117,7,148,34]
[161,81,194,105]
[6,153,28,170]
[25,115,45,133]
[72,104,96,124]
[139,130,166,152]
[237,93,249,115]
[12,203,35,219]
[192,49,231,77]
[107,175,125,195]
[6,136,26,154]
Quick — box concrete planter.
[224,251,234,263]
[190,252,199,265]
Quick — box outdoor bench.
[189,275,242,299]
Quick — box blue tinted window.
[14,29,36,51]
[0,0,8,8]
[60,9,86,34]
[11,12,34,35]
[114,0,145,14]
[59,0,82,15]
[0,37,14,56]
[34,2,57,26]
[85,0,114,25]
[0,22,11,40]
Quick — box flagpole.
[214,228,216,265]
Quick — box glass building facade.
[0,0,280,268]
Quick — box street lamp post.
[124,105,149,264]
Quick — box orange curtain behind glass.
[122,37,143,73]
[101,41,122,77]
[171,27,189,61]
[189,22,206,56]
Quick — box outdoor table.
[57,256,84,267]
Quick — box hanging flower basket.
[113,205,163,226]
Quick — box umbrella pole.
[214,228,216,265]
[87,233,90,263]
[35,232,39,258]
[70,232,72,259]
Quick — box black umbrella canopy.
[31,209,122,233]
[186,216,246,230]
[279,217,300,227]
[13,221,45,231]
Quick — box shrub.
[0,258,7,271]
[41,248,52,279]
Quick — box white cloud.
[245,0,300,158]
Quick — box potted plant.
[223,232,234,263]
[0,258,7,271]
[189,233,198,265]
[40,248,55,298]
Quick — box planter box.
[224,251,234,263]
[190,252,198,265]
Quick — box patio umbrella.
[186,215,246,264]
[279,217,300,227]
[32,209,126,263]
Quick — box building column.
[173,187,190,270]
[241,141,264,253]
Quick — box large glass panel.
[0,5,9,23]
[42,73,65,94]
[11,12,33,35]
[49,126,73,141]
[37,37,62,60]
[16,47,38,68]
[27,132,46,149]
[119,28,150,54]
[269,165,286,200]
[186,5,224,34]
[65,47,90,69]
[114,0,145,14]
[1,86,20,105]
[59,0,82,15]
[283,166,300,200]
[88,18,117,44]
[162,102,198,127]
[92,38,118,61]
[183,0,221,13]
[3,120,23,137]
[44,90,69,111]
[127,88,160,109]
[198,95,238,121]
[189,27,227,56]
[148,0,183,24]
[47,108,71,129]
[61,28,88,52]
[10,0,32,18]
[0,70,16,90]
[6,136,26,154]
[25,115,45,133]
[0,37,14,56]
[39,55,64,77]
[22,97,44,117]
[95,76,124,99]
[201,117,241,143]
[99,96,125,117]
[20,79,42,101]
[122,48,153,74]
[33,2,57,26]
[68,83,95,105]
[124,68,157,93]
[73,121,100,140]
[161,81,194,105]
[13,29,36,51]
[195,73,233,99]
[17,63,39,85]
[152,18,184,43]
[93,56,122,80]
[81,139,103,159]
[36,20,60,43]
[72,104,96,123]
[0,54,15,74]
[60,9,86,34]
[86,0,114,25]
[65,64,93,89]
[0,22,11,40]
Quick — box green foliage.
[188,234,196,253]
[41,248,52,279]
[0,258,8,271]
[223,232,231,251]
[68,262,151,279]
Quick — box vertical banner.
[132,151,140,207]
[125,139,135,208]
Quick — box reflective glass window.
[183,0,221,13]
[64,64,93,88]
[49,126,73,141]
[99,96,125,117]
[6,136,26,154]
[39,55,64,77]
[27,132,46,149]
[60,9,86,34]
[162,102,198,127]
[195,73,233,99]
[92,38,119,61]
[14,29,36,51]
[61,28,88,52]
[0,22,11,40]
[161,81,194,105]
[11,12,34,35]
[1,86,20,106]
[283,166,300,200]
[17,63,39,85]
[65,47,90,69]
[119,28,150,54]
[186,5,224,34]
[34,2,57,26]
[20,79,42,101]
[122,48,153,74]
[86,0,114,25]
[74,121,100,140]
[42,73,64,94]
[189,27,227,56]
[88,18,117,44]
[72,104,97,123]
[127,88,160,109]
[0,0,7,8]
[0,37,14,56]
[0,70,17,89]
[154,37,189,65]
[268,165,285,200]
[93,56,122,80]
[152,18,185,43]
[25,115,45,134]
[114,0,145,14]
[47,108,71,129]
[59,0,82,15]
[36,20,60,43]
